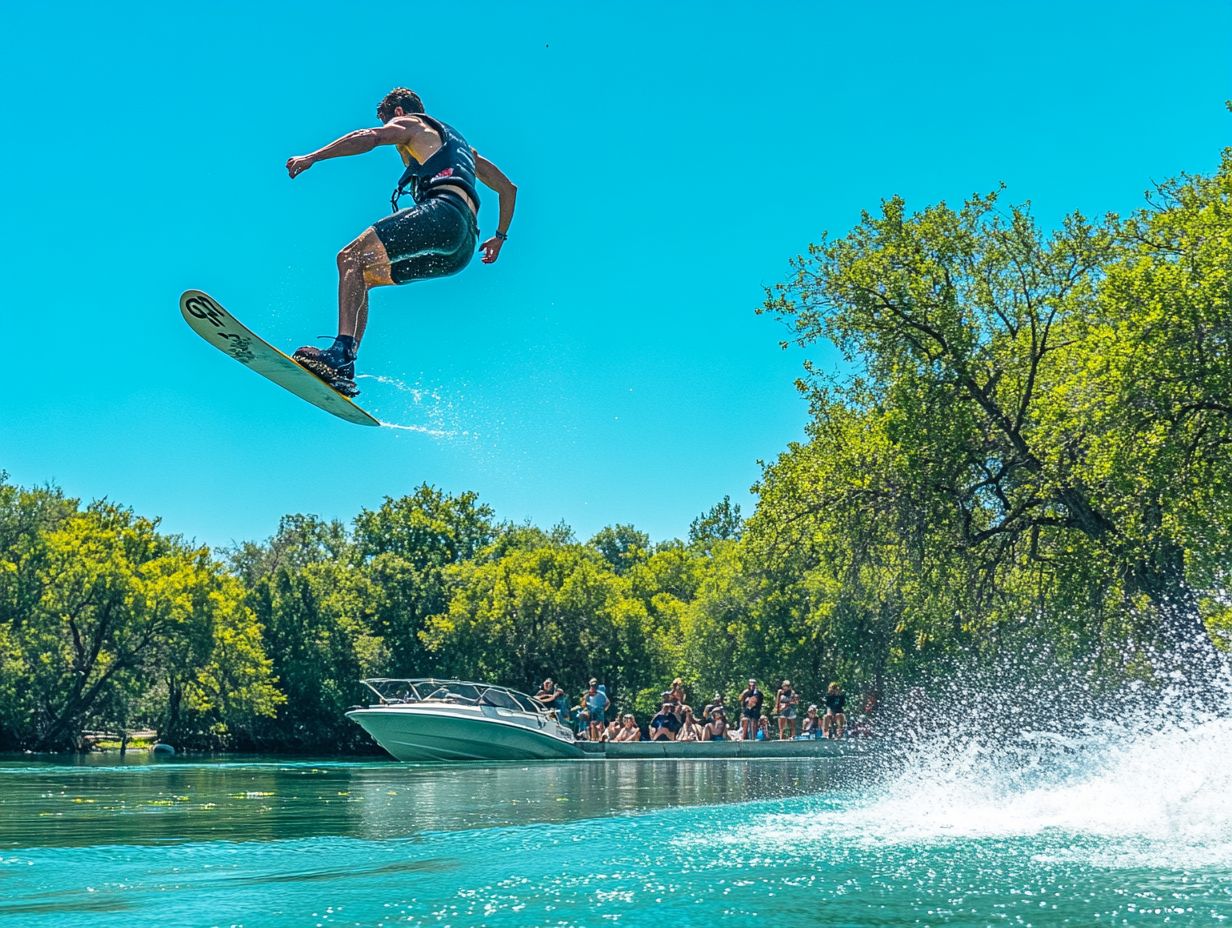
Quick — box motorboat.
[346,678,583,762]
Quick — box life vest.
[390,114,480,212]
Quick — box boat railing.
[359,678,553,717]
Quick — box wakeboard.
[179,289,380,427]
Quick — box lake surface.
[1,728,1230,927]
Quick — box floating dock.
[575,738,870,759]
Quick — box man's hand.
[286,155,315,179]
[480,236,505,264]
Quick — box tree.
[589,524,650,575]
[423,530,668,710]
[354,486,496,675]
[761,156,1232,687]
[0,499,277,751]
[156,572,284,747]
[688,496,744,554]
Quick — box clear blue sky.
[2,2,1228,550]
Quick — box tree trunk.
[163,676,184,745]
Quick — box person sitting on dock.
[706,709,730,741]
[601,716,621,742]
[738,678,764,741]
[702,692,725,720]
[675,706,703,742]
[614,713,641,742]
[649,703,682,741]
[824,682,847,738]
[755,716,773,741]
[800,704,823,739]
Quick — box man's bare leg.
[292,228,396,395]
[336,227,395,348]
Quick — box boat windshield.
[361,678,546,715]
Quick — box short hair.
[377,87,424,122]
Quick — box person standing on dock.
[585,680,609,741]
[738,678,764,741]
[775,679,800,740]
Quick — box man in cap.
[737,677,764,741]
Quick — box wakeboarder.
[285,87,516,396]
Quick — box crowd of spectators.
[532,675,861,743]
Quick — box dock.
[574,738,871,759]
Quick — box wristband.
[494,231,508,241]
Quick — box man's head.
[377,87,424,123]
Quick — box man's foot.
[293,341,359,398]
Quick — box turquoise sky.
[2,2,1228,550]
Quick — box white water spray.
[688,673,1232,872]
[356,373,471,438]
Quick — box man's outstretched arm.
[287,121,414,178]
[475,152,517,264]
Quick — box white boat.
[346,678,583,762]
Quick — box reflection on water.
[1,741,1230,927]
[0,754,857,849]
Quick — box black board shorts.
[372,193,478,285]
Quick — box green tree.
[0,499,275,751]
[423,530,667,710]
[688,496,743,554]
[761,156,1232,687]
[354,486,496,675]
[589,524,651,576]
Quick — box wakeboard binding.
[292,344,359,398]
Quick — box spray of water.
[355,373,471,438]
[693,645,1232,872]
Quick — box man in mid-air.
[285,87,516,396]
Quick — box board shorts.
[372,192,478,285]
[780,706,798,720]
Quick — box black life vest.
[390,114,480,213]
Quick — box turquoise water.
[2,726,1230,927]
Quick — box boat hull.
[347,705,584,762]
